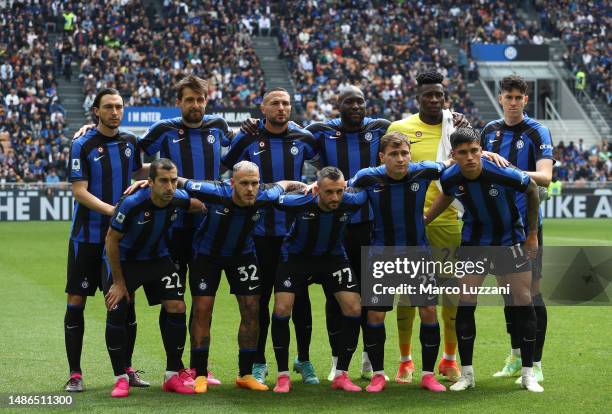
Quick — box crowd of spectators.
[274,0,537,127]
[553,139,612,182]
[0,2,71,185]
[65,0,269,121]
[535,0,611,105]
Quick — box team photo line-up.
[63,70,551,397]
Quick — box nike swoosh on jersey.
[253,149,266,155]
[172,138,186,143]
[137,220,151,225]
[94,155,105,161]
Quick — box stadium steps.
[441,39,501,125]
[538,119,601,146]
[47,33,85,131]
[251,36,295,98]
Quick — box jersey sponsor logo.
[253,149,266,156]
[540,144,553,150]
[172,137,186,143]
[190,182,202,191]
[207,134,215,144]
[516,139,525,150]
[125,147,132,157]
[290,145,299,156]
[94,154,105,161]
[71,158,81,171]
[411,182,420,192]
[116,212,126,223]
[364,132,373,142]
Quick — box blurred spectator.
[553,139,612,182]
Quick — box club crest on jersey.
[81,278,89,289]
[116,212,126,223]
[489,187,499,197]
[415,131,423,138]
[516,139,524,150]
[207,134,215,144]
[411,182,420,192]
[97,146,104,153]
[283,279,292,288]
[199,280,207,291]
[125,147,132,157]
[71,158,81,171]
[290,146,299,156]
[364,132,373,141]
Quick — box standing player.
[387,70,506,383]
[103,159,203,397]
[350,132,451,393]
[270,167,366,393]
[138,75,233,386]
[222,89,319,385]
[306,87,390,380]
[481,75,552,383]
[425,127,543,392]
[180,161,306,392]
[64,88,148,391]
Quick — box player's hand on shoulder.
[124,179,149,195]
[452,112,471,128]
[105,283,128,310]
[72,123,95,140]
[240,118,259,135]
[482,151,509,168]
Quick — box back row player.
[65,88,149,391]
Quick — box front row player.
[425,128,543,392]
[103,159,204,397]
[271,167,366,392]
[349,132,453,393]
[178,161,306,393]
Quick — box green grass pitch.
[0,219,610,413]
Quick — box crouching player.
[270,167,366,392]
[179,161,306,392]
[426,128,543,392]
[103,158,204,397]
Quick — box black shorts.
[190,254,260,296]
[274,255,360,295]
[66,240,104,296]
[102,256,185,305]
[343,221,372,281]
[168,226,196,268]
[457,242,532,276]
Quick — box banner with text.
[121,107,262,127]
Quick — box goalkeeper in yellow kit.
[387,70,508,384]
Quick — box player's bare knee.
[273,301,292,318]
[339,298,361,317]
[163,299,186,313]
[512,291,532,306]
[67,294,86,307]
[367,310,385,324]
[419,305,437,324]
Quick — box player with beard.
[222,88,319,385]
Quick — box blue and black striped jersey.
[184,179,284,256]
[350,162,445,247]
[108,187,190,261]
[276,190,367,258]
[222,120,317,237]
[481,115,553,227]
[138,115,232,229]
[69,128,142,244]
[440,159,531,246]
[307,117,390,223]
